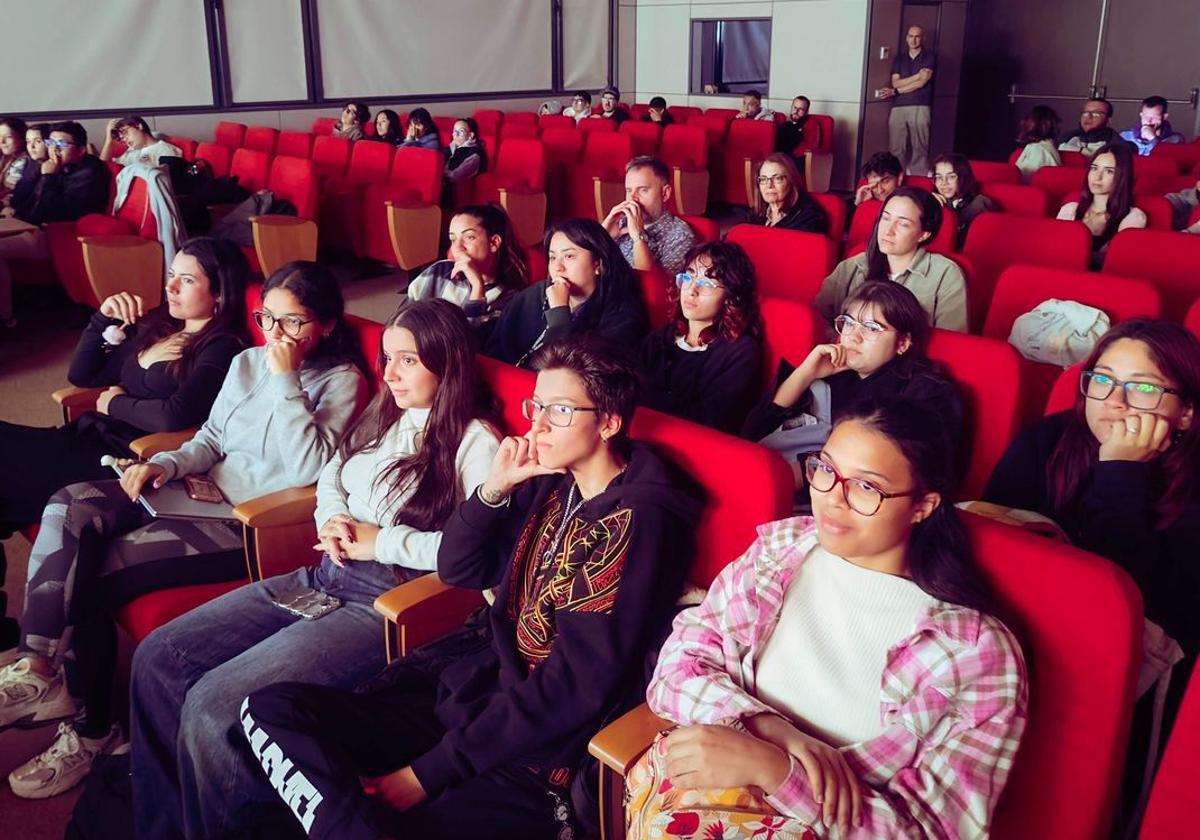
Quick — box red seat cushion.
[117,581,245,642]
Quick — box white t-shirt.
[116,139,182,168]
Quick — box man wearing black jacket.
[242,339,702,839]
[0,120,108,327]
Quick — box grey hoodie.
[150,346,368,505]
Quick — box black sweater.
[67,310,244,446]
[741,356,965,447]
[19,154,109,225]
[983,412,1200,653]
[637,326,762,434]
[751,193,829,236]
[485,277,649,367]
[410,443,701,800]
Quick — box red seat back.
[969,160,1020,184]
[980,182,1049,217]
[983,266,1162,340]
[759,296,821,389]
[578,118,617,135]
[432,116,458,141]
[965,513,1141,840]
[1149,140,1200,173]
[114,177,156,240]
[1186,298,1200,341]
[536,114,574,133]
[1103,228,1200,319]
[1059,150,1088,167]
[311,135,351,178]
[502,122,540,142]
[310,117,338,136]
[668,105,700,123]
[214,121,247,149]
[680,215,719,243]
[243,126,279,155]
[167,137,198,161]
[1032,166,1084,206]
[726,224,836,303]
[847,200,956,256]
[1136,195,1175,230]
[344,139,394,186]
[581,131,633,176]
[277,131,315,159]
[637,268,673,331]
[1045,364,1082,416]
[619,121,662,157]
[659,124,708,171]
[229,148,272,192]
[505,111,537,126]
[927,330,1023,499]
[491,138,547,191]
[476,355,536,436]
[809,193,846,240]
[195,142,232,178]
[472,109,503,136]
[540,128,583,168]
[1140,666,1200,838]
[267,156,318,220]
[725,120,775,156]
[685,114,730,147]
[629,104,651,121]
[703,108,739,122]
[388,147,443,205]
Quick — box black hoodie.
[409,441,702,803]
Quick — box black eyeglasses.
[804,455,917,516]
[521,398,599,428]
[1080,370,1180,411]
[253,310,313,337]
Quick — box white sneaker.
[0,658,78,730]
[8,722,123,799]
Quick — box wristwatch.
[633,232,650,243]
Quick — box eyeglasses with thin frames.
[804,455,918,516]
[522,398,599,428]
[675,272,723,295]
[756,174,789,186]
[833,314,891,341]
[44,138,75,150]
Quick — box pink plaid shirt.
[647,517,1028,838]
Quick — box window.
[690,18,772,96]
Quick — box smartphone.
[271,587,342,621]
[184,475,225,504]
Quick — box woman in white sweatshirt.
[1,261,370,799]
[127,298,501,840]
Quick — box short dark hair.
[49,121,87,147]
[1142,95,1169,112]
[574,90,592,105]
[862,151,902,179]
[1018,105,1060,143]
[530,336,640,446]
[346,101,370,126]
[114,115,152,136]
[794,95,811,108]
[1086,98,1114,118]
[625,155,670,184]
[458,116,480,138]
[649,96,667,110]
[28,122,50,137]
[744,89,762,101]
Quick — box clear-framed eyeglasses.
[833,314,891,342]
[521,398,600,428]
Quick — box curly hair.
[668,240,762,345]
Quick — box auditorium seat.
[472,138,548,247]
[194,141,232,178]
[809,192,847,241]
[904,175,935,192]
[310,135,351,179]
[847,199,956,256]
[968,160,1020,184]
[228,148,271,192]
[1031,166,1083,206]
[505,111,537,126]
[166,136,197,161]
[718,120,776,207]
[326,138,393,191]
[472,108,503,136]
[629,104,650,121]
[702,107,739,122]
[667,105,700,123]
[540,128,584,220]
[680,215,719,244]
[310,117,338,136]
[501,121,540,142]
[246,156,319,275]
[726,223,836,303]
[213,121,247,149]
[363,147,443,268]
[685,113,730,149]
[980,182,1049,217]
[1044,363,1082,416]
[1103,228,1200,319]
[1136,195,1176,230]
[636,268,672,331]
[1140,665,1200,838]
[962,214,1092,331]
[243,126,279,155]
[1149,139,1200,173]
[276,130,315,159]
[432,115,459,140]
[659,124,709,216]
[536,114,573,134]
[618,120,661,157]
[983,266,1162,418]
[578,118,616,136]
[1186,298,1200,340]
[567,131,632,221]
[1059,150,1088,168]
[758,295,822,389]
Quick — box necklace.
[540,483,586,569]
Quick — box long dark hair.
[133,237,252,380]
[345,101,370,128]
[1072,140,1136,246]
[931,152,980,203]
[453,204,527,292]
[1017,105,1060,144]
[541,217,640,334]
[374,109,403,144]
[337,299,492,531]
[0,116,29,155]
[407,108,440,144]
[839,281,934,379]
[260,262,370,378]
[669,240,761,345]
[865,187,942,282]
[835,396,993,611]
[1047,319,1200,529]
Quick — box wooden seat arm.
[232,485,317,528]
[129,429,197,458]
[52,386,105,423]
[588,703,670,775]
[374,573,485,660]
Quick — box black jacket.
[20,154,109,225]
[637,326,762,433]
[751,193,829,236]
[410,443,702,803]
[485,277,649,367]
[984,411,1200,653]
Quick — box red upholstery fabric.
[565,132,632,218]
[1031,166,1084,206]
[1059,150,1088,168]
[578,118,617,135]
[1148,139,1200,173]
[502,122,541,142]
[718,120,776,206]
[117,581,246,642]
[194,142,232,178]
[726,224,836,303]
[310,117,338,136]
[276,131,315,159]
[505,112,537,127]
[167,137,198,161]
[969,160,1021,184]
[685,114,730,149]
[213,121,247,149]
[809,192,846,242]
[1134,154,1182,180]
[474,138,546,203]
[535,114,572,134]
[433,116,459,140]
[1134,173,1195,198]
[1140,665,1200,838]
[619,121,662,157]
[472,109,503,136]
[806,114,835,154]
[325,138,393,191]
[637,268,673,331]
[629,104,651,121]
[476,354,536,437]
[267,156,318,221]
[229,148,272,192]
[1186,298,1200,341]
[759,296,821,390]
[243,126,279,155]
[667,105,700,123]
[1103,228,1200,319]
[540,128,584,220]
[660,124,708,171]
[360,148,443,263]
[927,330,1023,499]
[310,136,351,179]
[847,200,956,256]
[962,213,1092,331]
[980,182,1049,217]
[964,513,1142,840]
[524,245,547,288]
[1136,195,1176,231]
[680,215,719,244]
[904,175,934,192]
[702,108,738,122]
[1044,364,1082,416]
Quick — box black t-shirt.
[890,49,936,107]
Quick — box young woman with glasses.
[985,318,1200,653]
[637,241,763,433]
[630,395,1025,839]
[751,152,829,235]
[444,118,488,183]
[0,261,370,800]
[931,153,996,245]
[744,281,962,492]
[333,101,370,141]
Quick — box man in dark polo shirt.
[885,25,935,176]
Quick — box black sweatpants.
[241,673,575,839]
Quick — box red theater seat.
[213,121,247,149]
[472,109,502,136]
[1149,140,1200,173]
[809,192,846,241]
[680,215,719,244]
[1140,666,1200,838]
[166,137,197,161]
[310,117,338,136]
[243,126,279,155]
[229,148,271,192]
[969,160,1021,184]
[1186,298,1200,340]
[726,223,837,303]
[1103,228,1200,319]
[277,131,315,159]
[980,182,1049,217]
[1136,195,1176,230]
[718,120,776,207]
[619,121,661,157]
[667,105,700,123]
[540,128,584,220]
[310,135,351,179]
[759,295,822,389]
[362,147,443,267]
[847,200,956,256]
[659,124,710,216]
[536,114,573,134]
[502,122,540,142]
[567,131,633,220]
[194,142,232,178]
[1032,166,1083,207]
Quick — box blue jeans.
[129,556,416,840]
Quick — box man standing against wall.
[885,26,935,176]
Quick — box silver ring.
[1125,417,1140,433]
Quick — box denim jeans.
[129,556,416,840]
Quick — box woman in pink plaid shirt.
[631,396,1028,839]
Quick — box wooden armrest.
[52,386,105,423]
[588,703,670,774]
[385,202,442,269]
[232,485,317,528]
[129,429,197,458]
[374,573,485,660]
[672,167,710,216]
[498,188,547,249]
[593,175,625,223]
[251,216,317,277]
[803,151,834,194]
